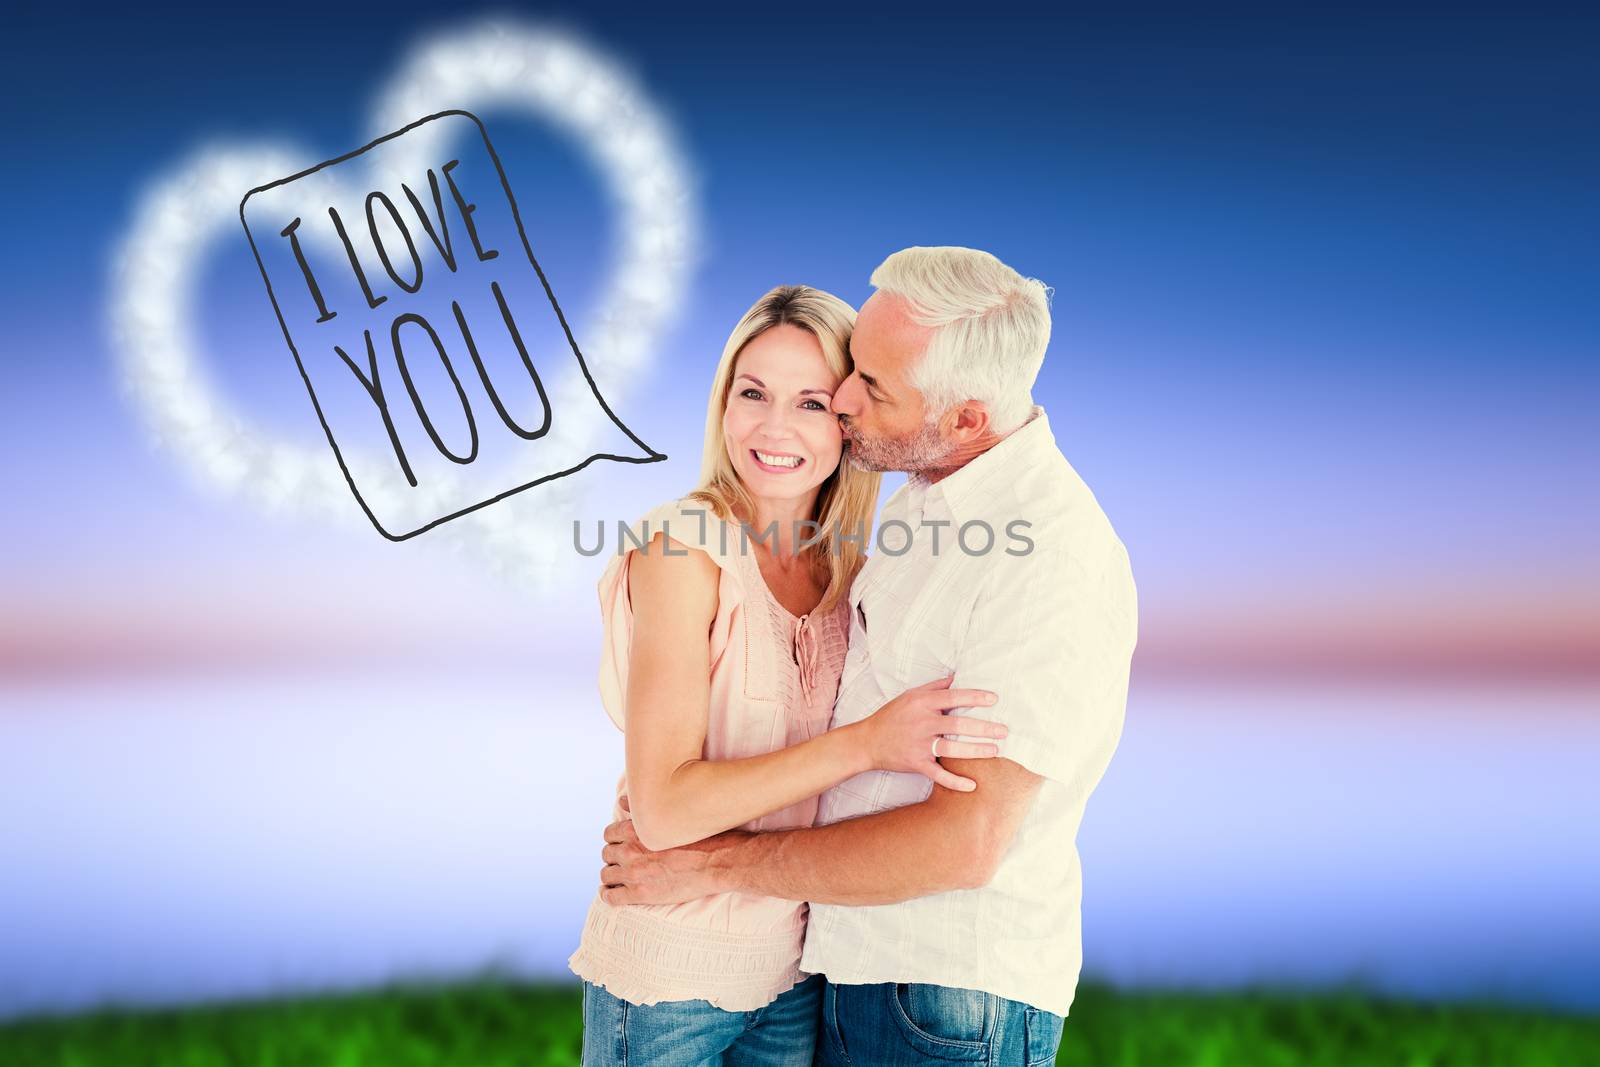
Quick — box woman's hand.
[857,673,1006,791]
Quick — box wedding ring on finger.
[932,736,941,760]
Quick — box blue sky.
[12,3,1595,678]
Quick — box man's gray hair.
[870,246,1052,435]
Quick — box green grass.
[1,974,1595,1067]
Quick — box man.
[600,246,1138,1065]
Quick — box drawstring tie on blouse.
[793,613,818,705]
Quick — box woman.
[567,285,1007,1066]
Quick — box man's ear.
[946,400,992,442]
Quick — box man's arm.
[601,754,1042,906]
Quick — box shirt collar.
[912,404,1053,523]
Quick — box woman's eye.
[739,388,764,401]
[801,399,827,411]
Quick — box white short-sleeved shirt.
[798,406,1138,1018]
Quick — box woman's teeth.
[753,450,803,469]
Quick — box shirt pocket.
[875,570,966,691]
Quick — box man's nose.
[832,373,861,416]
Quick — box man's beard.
[842,415,954,474]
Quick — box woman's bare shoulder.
[625,527,721,631]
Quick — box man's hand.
[598,795,749,905]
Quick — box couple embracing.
[567,246,1138,1066]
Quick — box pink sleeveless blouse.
[567,496,853,1010]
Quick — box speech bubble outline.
[108,19,699,588]
[240,108,665,542]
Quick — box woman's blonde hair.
[687,285,881,613]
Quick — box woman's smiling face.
[722,323,845,507]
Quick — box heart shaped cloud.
[109,18,698,589]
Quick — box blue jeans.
[581,973,823,1066]
[817,980,1065,1066]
